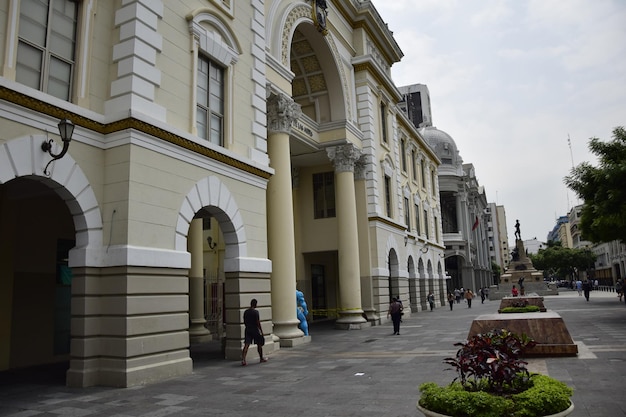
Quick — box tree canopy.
[530,242,596,280]
[564,126,626,243]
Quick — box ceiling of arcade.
[290,28,330,124]
[288,27,334,169]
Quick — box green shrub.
[419,375,572,417]
[512,374,573,417]
[419,329,573,416]
[500,306,541,313]
[418,382,514,417]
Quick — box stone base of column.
[335,311,368,330]
[362,308,380,325]
[67,350,192,388]
[280,335,311,347]
[273,320,310,347]
[189,322,212,344]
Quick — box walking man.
[241,299,268,366]
[465,288,474,308]
[582,279,592,302]
[387,297,403,335]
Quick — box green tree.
[564,126,626,243]
[530,243,596,280]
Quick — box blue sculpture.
[296,290,309,336]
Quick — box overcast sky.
[372,0,626,243]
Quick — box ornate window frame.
[188,12,240,147]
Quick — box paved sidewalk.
[0,289,624,416]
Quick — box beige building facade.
[0,0,443,388]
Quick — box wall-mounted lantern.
[42,118,74,175]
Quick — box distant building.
[593,241,626,285]
[523,238,546,255]
[548,215,573,248]
[485,203,510,275]
[398,84,432,128]
[568,205,592,249]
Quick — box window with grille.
[197,56,224,146]
[17,0,78,101]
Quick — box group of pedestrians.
[573,279,594,301]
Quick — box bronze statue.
[514,219,521,240]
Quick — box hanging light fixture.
[42,118,75,175]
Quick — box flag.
[472,216,479,231]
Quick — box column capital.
[326,144,362,173]
[354,155,369,180]
[267,93,302,134]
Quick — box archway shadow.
[0,361,69,387]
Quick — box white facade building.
[0,0,445,387]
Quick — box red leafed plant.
[444,328,537,395]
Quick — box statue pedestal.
[490,239,557,300]
[468,311,578,357]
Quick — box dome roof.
[419,126,461,166]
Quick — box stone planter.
[416,401,574,417]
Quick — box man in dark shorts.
[241,298,268,366]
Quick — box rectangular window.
[420,161,426,188]
[411,150,417,181]
[404,197,410,229]
[415,203,421,235]
[384,175,392,217]
[311,264,327,318]
[434,216,439,242]
[424,209,429,239]
[197,55,224,145]
[431,168,436,196]
[313,172,336,219]
[401,139,406,172]
[380,103,388,143]
[17,0,78,101]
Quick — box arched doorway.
[0,134,103,385]
[176,176,276,361]
[0,177,75,373]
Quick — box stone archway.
[175,176,274,360]
[0,134,103,381]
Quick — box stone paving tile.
[1,291,625,416]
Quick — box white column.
[188,218,211,342]
[327,144,366,328]
[267,92,305,344]
[355,156,378,322]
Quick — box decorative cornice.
[367,215,406,232]
[352,60,401,102]
[0,85,271,180]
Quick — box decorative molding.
[354,154,368,180]
[0,85,271,180]
[309,0,329,35]
[281,5,311,66]
[326,143,361,173]
[267,93,302,134]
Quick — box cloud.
[372,0,626,241]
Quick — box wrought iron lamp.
[42,119,75,175]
